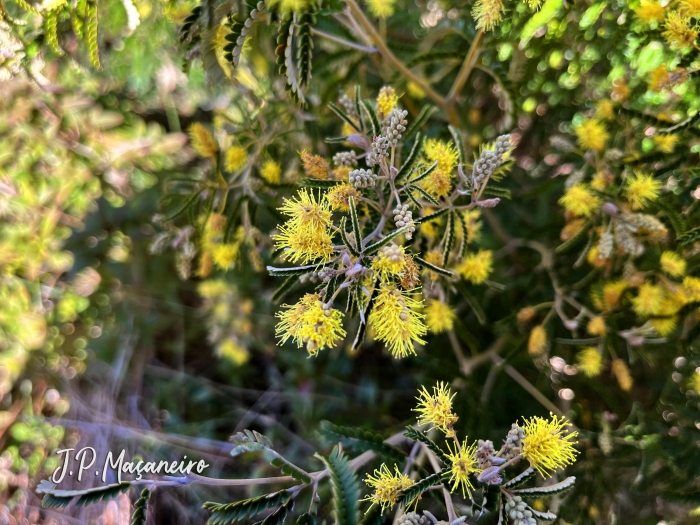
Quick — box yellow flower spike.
[218,339,250,366]
[407,81,425,99]
[633,0,665,24]
[225,145,248,172]
[528,324,548,356]
[595,99,615,120]
[259,160,282,185]
[363,464,413,513]
[300,150,331,180]
[559,184,601,217]
[624,173,661,209]
[369,287,427,358]
[445,439,481,498]
[688,371,700,393]
[273,189,334,264]
[420,169,453,199]
[212,243,240,270]
[682,276,700,302]
[632,283,665,317]
[376,86,398,115]
[371,244,407,281]
[574,118,609,152]
[413,381,459,433]
[680,0,700,17]
[576,347,604,378]
[660,251,686,278]
[425,299,456,333]
[275,293,346,357]
[663,11,699,49]
[587,316,606,336]
[653,134,678,153]
[611,359,633,391]
[602,280,628,311]
[188,122,218,158]
[456,250,493,284]
[367,0,396,19]
[325,183,361,211]
[521,413,579,478]
[472,0,505,31]
[423,139,459,174]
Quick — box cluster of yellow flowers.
[365,383,579,513]
[268,87,511,359]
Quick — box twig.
[312,27,378,53]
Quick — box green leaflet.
[230,429,273,456]
[37,479,131,509]
[398,469,449,506]
[318,421,407,462]
[203,491,292,525]
[404,426,449,464]
[130,488,152,525]
[316,446,360,525]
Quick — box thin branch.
[312,27,378,53]
[447,30,484,102]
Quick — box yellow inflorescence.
[587,316,606,336]
[376,86,398,115]
[445,439,481,498]
[456,250,493,284]
[631,282,665,317]
[260,160,282,185]
[425,299,456,333]
[366,0,396,19]
[273,189,334,264]
[559,184,601,217]
[369,287,427,358]
[660,251,686,278]
[300,150,331,180]
[371,245,407,280]
[576,347,604,377]
[325,183,361,211]
[528,324,548,356]
[472,0,505,31]
[413,381,459,434]
[521,413,579,478]
[574,118,609,152]
[634,0,665,23]
[275,293,346,356]
[225,145,248,172]
[363,463,413,513]
[653,134,678,153]
[188,123,218,159]
[688,371,700,393]
[662,11,699,49]
[611,358,633,391]
[624,173,661,209]
[681,0,700,17]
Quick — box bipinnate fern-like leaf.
[315,445,360,525]
[203,490,293,525]
[230,429,273,456]
[130,488,152,525]
[403,426,449,464]
[37,479,131,509]
[318,421,407,462]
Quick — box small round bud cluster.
[501,424,525,460]
[333,151,357,167]
[367,135,390,165]
[505,497,536,525]
[349,168,376,188]
[379,243,403,263]
[597,231,614,260]
[392,289,411,321]
[393,204,416,239]
[382,108,408,146]
[321,302,333,317]
[339,93,357,118]
[395,512,430,525]
[476,439,496,469]
[299,268,337,284]
[614,223,641,256]
[472,134,512,186]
